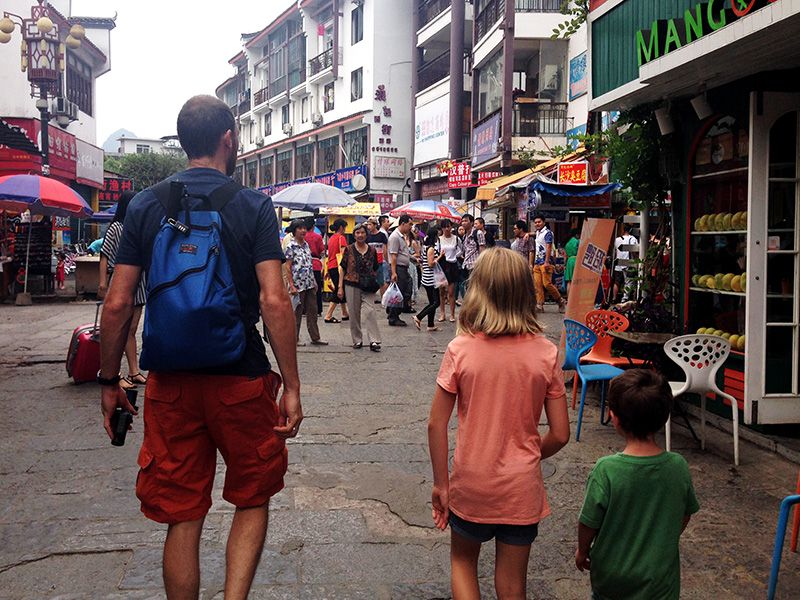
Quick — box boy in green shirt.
[576,369,700,600]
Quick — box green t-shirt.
[565,236,579,258]
[579,452,700,600]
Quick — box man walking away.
[614,224,638,303]
[532,213,566,313]
[365,216,388,300]
[510,220,535,272]
[285,219,328,346]
[99,95,302,600]
[378,214,392,297]
[387,215,413,326]
[304,217,325,315]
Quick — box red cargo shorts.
[136,371,287,524]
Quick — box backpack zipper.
[149,245,218,299]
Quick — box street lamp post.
[0,0,85,176]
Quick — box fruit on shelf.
[737,335,746,351]
[741,272,747,292]
[714,273,726,289]
[693,330,746,352]
[696,215,709,231]
[692,272,746,292]
[693,210,748,232]
[721,273,734,290]
[721,213,733,230]
[706,276,717,289]
[731,274,742,292]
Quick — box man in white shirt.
[532,214,566,313]
[614,224,638,302]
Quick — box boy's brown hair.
[607,369,673,440]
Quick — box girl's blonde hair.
[457,247,543,337]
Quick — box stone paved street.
[1,300,799,599]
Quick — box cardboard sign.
[478,171,503,186]
[559,218,616,361]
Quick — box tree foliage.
[104,153,187,192]
[552,0,589,39]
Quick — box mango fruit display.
[693,210,747,232]
[694,329,746,353]
[692,272,745,293]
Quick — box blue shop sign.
[260,164,368,196]
[332,165,367,192]
[472,113,501,166]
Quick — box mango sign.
[557,161,589,185]
[636,0,780,67]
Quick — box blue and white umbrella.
[271,182,356,212]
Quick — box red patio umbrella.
[388,200,462,221]
[0,174,94,301]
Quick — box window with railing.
[418,0,451,27]
[254,87,269,107]
[277,150,292,182]
[514,0,561,11]
[288,33,307,89]
[66,53,92,116]
[296,144,314,178]
[417,50,450,91]
[324,82,335,112]
[260,155,274,187]
[343,127,368,167]
[309,47,334,77]
[512,102,568,136]
[475,0,505,40]
[246,161,258,188]
[318,136,338,173]
[238,90,251,115]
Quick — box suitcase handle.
[92,301,102,341]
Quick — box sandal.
[324,317,340,323]
[353,342,363,349]
[449,317,456,323]
[119,376,136,390]
[412,316,422,330]
[342,316,349,321]
[437,316,446,322]
[370,342,381,352]
[427,326,440,332]
[129,372,147,385]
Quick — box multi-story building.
[112,134,184,157]
[218,0,414,211]
[413,0,590,201]
[0,0,112,200]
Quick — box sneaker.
[310,339,329,345]
[370,342,381,352]
[388,319,407,327]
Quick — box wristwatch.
[97,370,122,386]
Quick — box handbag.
[359,274,380,293]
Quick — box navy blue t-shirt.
[116,168,284,376]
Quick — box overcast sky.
[72,0,293,146]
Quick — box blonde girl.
[427,247,570,600]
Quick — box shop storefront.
[589,0,800,424]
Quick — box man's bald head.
[177,95,237,160]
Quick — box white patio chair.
[663,335,739,466]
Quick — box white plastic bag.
[432,262,448,288]
[381,282,404,308]
[290,290,301,311]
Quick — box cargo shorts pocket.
[220,377,265,406]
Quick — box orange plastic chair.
[570,310,647,409]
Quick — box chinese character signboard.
[99,176,133,207]
[471,113,501,166]
[557,161,589,185]
[374,193,395,212]
[478,171,503,186]
[373,156,406,179]
[334,165,368,192]
[76,139,104,189]
[569,52,588,101]
[414,95,449,166]
[559,218,616,359]
[447,163,472,189]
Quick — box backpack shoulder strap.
[207,180,245,212]
[150,179,185,221]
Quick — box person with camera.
[98,95,301,600]
[338,224,382,351]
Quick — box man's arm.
[257,260,302,438]
[544,242,553,266]
[97,255,109,299]
[390,251,398,282]
[99,265,140,438]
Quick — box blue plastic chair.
[768,494,800,600]
[563,319,625,441]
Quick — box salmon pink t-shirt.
[436,332,566,525]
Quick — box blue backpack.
[139,179,246,371]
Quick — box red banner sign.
[478,171,503,186]
[557,161,589,185]
[447,163,472,189]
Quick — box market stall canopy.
[86,204,116,223]
[271,182,356,211]
[319,202,381,216]
[388,200,461,221]
[475,146,586,201]
[0,119,40,156]
[0,174,92,218]
[530,180,622,197]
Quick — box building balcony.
[308,46,341,86]
[269,77,288,106]
[418,0,451,27]
[514,0,561,12]
[417,51,472,93]
[475,0,505,41]
[512,101,568,136]
[253,87,269,108]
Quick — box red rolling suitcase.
[66,302,101,384]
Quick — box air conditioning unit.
[255,137,265,147]
[282,123,293,135]
[311,113,323,126]
[52,97,78,122]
